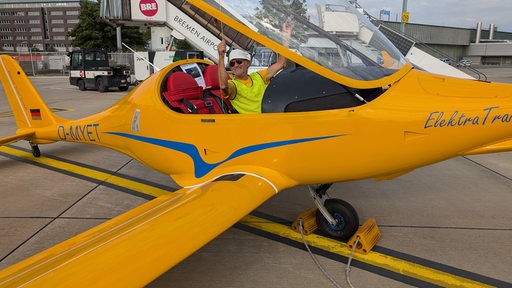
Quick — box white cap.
[228,49,251,62]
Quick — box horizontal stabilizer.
[0,131,35,146]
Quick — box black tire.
[96,78,107,92]
[118,86,129,91]
[316,199,359,241]
[31,145,41,158]
[78,79,86,91]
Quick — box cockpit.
[202,0,409,83]
[160,0,411,114]
[161,62,382,114]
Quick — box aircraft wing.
[463,139,512,155]
[0,173,282,287]
[0,131,34,146]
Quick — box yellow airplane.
[1,0,512,286]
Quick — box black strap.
[182,99,198,113]
[203,99,215,113]
[203,89,236,114]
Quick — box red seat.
[203,65,236,113]
[203,65,221,97]
[163,71,223,114]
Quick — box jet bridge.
[100,0,256,62]
[377,25,475,79]
[318,4,475,80]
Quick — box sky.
[355,0,512,32]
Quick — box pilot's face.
[229,59,250,78]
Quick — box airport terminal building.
[0,0,511,66]
[380,21,512,66]
[0,0,81,52]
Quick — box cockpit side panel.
[262,67,362,113]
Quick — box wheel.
[78,79,86,91]
[316,199,359,241]
[31,145,41,158]
[96,78,107,92]
[118,86,128,91]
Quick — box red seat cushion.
[164,72,203,101]
[202,65,236,113]
[162,71,225,114]
[204,65,220,89]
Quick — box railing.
[379,24,487,81]
[349,0,487,81]
[0,52,135,76]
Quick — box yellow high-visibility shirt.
[227,70,269,114]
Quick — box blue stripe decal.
[106,132,345,178]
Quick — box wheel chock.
[347,218,380,255]
[291,207,318,235]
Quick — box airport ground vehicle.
[457,59,472,67]
[69,49,130,92]
[440,58,452,65]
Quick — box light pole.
[401,0,408,33]
[28,46,35,76]
[20,41,36,76]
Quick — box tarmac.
[1,66,512,287]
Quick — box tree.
[68,0,145,51]
[255,0,308,30]
[253,0,309,45]
[174,39,193,50]
[121,25,148,51]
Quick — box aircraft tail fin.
[0,55,63,130]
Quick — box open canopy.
[192,0,411,88]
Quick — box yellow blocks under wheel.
[347,217,381,254]
[291,207,318,235]
[292,208,381,255]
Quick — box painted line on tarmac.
[1,145,509,287]
[237,214,509,288]
[0,145,172,198]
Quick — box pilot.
[217,21,293,114]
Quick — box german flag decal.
[30,109,42,120]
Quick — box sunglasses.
[229,59,244,67]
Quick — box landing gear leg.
[308,184,359,241]
[30,142,40,157]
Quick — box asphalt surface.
[1,66,512,287]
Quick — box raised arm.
[265,21,294,81]
[217,40,231,98]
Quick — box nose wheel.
[308,184,359,241]
[30,142,40,157]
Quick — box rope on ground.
[298,219,344,288]
[345,236,359,288]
